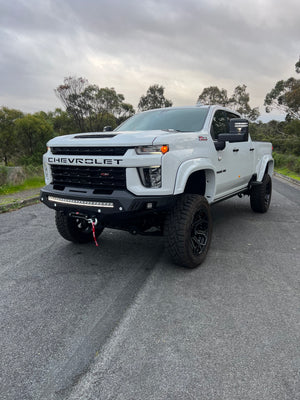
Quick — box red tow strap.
[91,220,99,247]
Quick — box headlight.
[135,145,169,155]
[138,166,161,188]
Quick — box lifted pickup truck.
[41,105,273,268]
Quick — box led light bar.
[48,196,114,208]
[234,122,248,128]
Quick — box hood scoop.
[74,134,117,139]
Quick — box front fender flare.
[174,158,216,202]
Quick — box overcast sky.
[0,0,299,121]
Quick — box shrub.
[273,152,300,173]
[272,138,300,156]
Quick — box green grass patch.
[0,176,45,195]
[275,167,300,182]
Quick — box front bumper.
[40,184,176,218]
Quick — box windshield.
[115,107,209,132]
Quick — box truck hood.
[47,130,175,147]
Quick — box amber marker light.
[161,145,169,154]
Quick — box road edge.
[0,196,40,213]
[274,172,300,187]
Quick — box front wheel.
[250,174,272,213]
[55,212,104,243]
[165,194,212,268]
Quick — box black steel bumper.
[40,185,176,218]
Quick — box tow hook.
[87,217,98,226]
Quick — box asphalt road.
[0,177,299,400]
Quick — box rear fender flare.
[257,155,274,181]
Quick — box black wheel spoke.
[190,210,209,255]
[191,232,207,253]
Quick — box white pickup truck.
[41,105,273,268]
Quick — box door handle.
[233,148,239,152]
[250,148,254,151]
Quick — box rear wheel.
[165,194,212,268]
[55,212,104,243]
[250,173,272,213]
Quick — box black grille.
[51,147,130,156]
[51,165,126,194]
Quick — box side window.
[210,110,229,140]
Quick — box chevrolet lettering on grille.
[47,157,123,165]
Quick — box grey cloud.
[0,0,299,114]
[50,0,299,80]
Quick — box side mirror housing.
[218,133,248,143]
[103,126,113,132]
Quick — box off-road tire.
[165,194,212,268]
[55,211,104,243]
[250,173,272,213]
